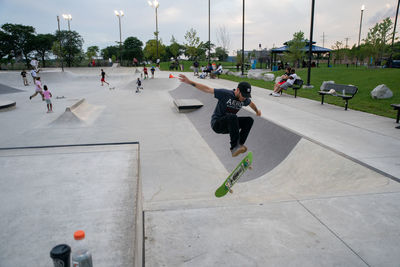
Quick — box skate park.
[1,67,400,266]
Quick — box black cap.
[50,244,71,259]
[238,82,251,98]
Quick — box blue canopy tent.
[270,42,332,70]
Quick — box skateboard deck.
[215,151,253,198]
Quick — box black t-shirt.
[211,89,251,126]
[101,71,105,78]
[21,71,26,77]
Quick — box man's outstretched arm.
[249,101,261,116]
[178,74,214,94]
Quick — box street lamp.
[241,0,245,76]
[358,5,365,47]
[306,0,315,87]
[208,0,211,65]
[114,10,124,65]
[148,0,159,62]
[62,14,72,31]
[56,16,64,72]
[388,0,400,67]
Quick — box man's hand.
[178,74,190,84]
[178,74,214,94]
[256,109,261,116]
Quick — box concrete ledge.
[173,99,203,113]
[0,100,16,111]
[66,98,85,112]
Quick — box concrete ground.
[0,67,399,267]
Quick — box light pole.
[208,0,211,65]
[241,0,245,76]
[148,0,159,62]
[114,10,124,65]
[389,0,400,67]
[62,14,72,31]
[306,0,315,87]
[356,5,365,67]
[358,5,365,47]
[56,16,64,72]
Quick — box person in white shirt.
[30,58,39,71]
[211,64,223,79]
[271,69,298,96]
[30,69,38,83]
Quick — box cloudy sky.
[0,0,398,55]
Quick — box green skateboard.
[215,151,253,198]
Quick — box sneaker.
[272,92,280,97]
[241,145,247,153]
[29,96,32,100]
[231,144,246,157]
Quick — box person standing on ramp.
[178,74,261,157]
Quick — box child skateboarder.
[21,70,29,86]
[136,78,142,93]
[43,85,53,113]
[100,69,109,86]
[178,74,262,157]
[29,77,44,101]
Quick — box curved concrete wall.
[170,83,302,182]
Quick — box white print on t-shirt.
[226,99,243,114]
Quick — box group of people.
[194,62,223,79]
[24,66,53,113]
[142,65,156,80]
[270,67,298,97]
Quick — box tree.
[331,41,345,64]
[143,39,165,62]
[216,25,231,55]
[55,30,84,67]
[33,34,55,67]
[86,46,99,63]
[284,31,306,67]
[363,17,393,65]
[1,23,36,67]
[101,45,119,60]
[123,37,143,63]
[215,46,228,61]
[165,35,184,60]
[0,30,12,61]
[197,41,214,61]
[184,28,202,60]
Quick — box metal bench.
[319,83,358,110]
[391,104,400,124]
[288,79,303,98]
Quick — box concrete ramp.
[170,83,302,182]
[0,83,24,94]
[50,98,102,126]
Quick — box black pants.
[212,115,254,149]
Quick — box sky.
[0,0,398,56]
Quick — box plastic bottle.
[72,230,93,267]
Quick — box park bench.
[288,79,303,98]
[319,83,358,110]
[391,104,400,124]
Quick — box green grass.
[158,60,235,71]
[220,65,400,119]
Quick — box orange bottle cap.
[74,230,85,240]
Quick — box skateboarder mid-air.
[178,74,261,157]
